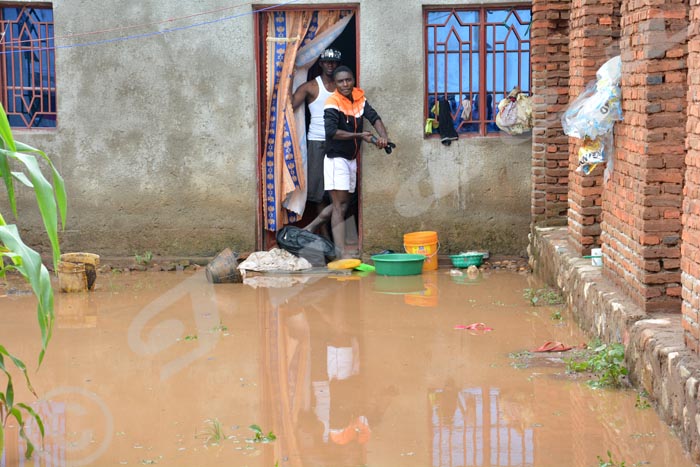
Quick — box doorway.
[255,7,359,252]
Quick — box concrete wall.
[3,0,532,259]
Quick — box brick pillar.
[531,0,570,226]
[682,0,700,352]
[567,0,621,255]
[602,0,688,313]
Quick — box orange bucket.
[403,231,439,271]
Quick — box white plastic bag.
[495,87,533,135]
[562,56,623,140]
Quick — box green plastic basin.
[450,253,484,268]
[371,253,425,276]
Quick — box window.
[425,7,531,136]
[0,5,56,128]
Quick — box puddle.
[0,269,697,466]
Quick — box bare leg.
[329,189,351,258]
[305,200,330,239]
[304,203,333,233]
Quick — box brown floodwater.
[0,268,698,467]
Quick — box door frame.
[254,4,361,251]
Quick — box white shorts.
[324,156,357,193]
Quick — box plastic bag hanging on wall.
[562,56,623,140]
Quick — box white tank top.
[307,76,334,141]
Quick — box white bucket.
[591,248,602,267]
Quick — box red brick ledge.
[529,226,700,462]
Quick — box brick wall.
[567,0,621,255]
[682,0,700,352]
[531,0,570,226]
[602,0,688,312]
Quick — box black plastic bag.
[276,226,338,266]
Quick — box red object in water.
[533,341,572,352]
[454,322,494,333]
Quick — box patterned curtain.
[262,10,353,232]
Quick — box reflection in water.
[1,271,698,466]
[430,385,533,467]
[4,387,115,467]
[405,271,440,307]
[262,278,394,467]
[56,294,97,329]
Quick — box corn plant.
[0,102,67,459]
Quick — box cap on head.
[319,48,341,62]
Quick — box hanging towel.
[438,98,459,146]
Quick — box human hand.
[368,135,387,148]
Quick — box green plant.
[551,310,563,321]
[597,450,627,467]
[566,343,628,389]
[508,350,533,369]
[523,287,564,306]
[635,392,652,410]
[0,103,66,458]
[196,419,225,445]
[248,424,276,443]
[135,251,153,266]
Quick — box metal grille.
[0,5,56,129]
[425,7,530,136]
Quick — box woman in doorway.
[304,66,390,259]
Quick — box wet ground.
[0,267,698,467]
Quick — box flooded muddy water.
[0,268,697,467]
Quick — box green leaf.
[0,102,16,153]
[249,424,262,434]
[17,403,45,439]
[0,226,54,366]
[16,140,67,231]
[0,103,17,217]
[0,353,14,410]
[11,171,33,187]
[10,407,36,459]
[0,345,35,398]
[8,151,61,271]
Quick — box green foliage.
[0,102,65,459]
[508,350,533,369]
[551,310,563,321]
[635,392,652,410]
[196,419,225,445]
[248,424,276,443]
[523,287,564,306]
[135,251,153,266]
[566,343,628,389]
[597,450,627,467]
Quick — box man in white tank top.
[292,49,341,235]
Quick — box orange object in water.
[404,271,439,307]
[404,231,439,271]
